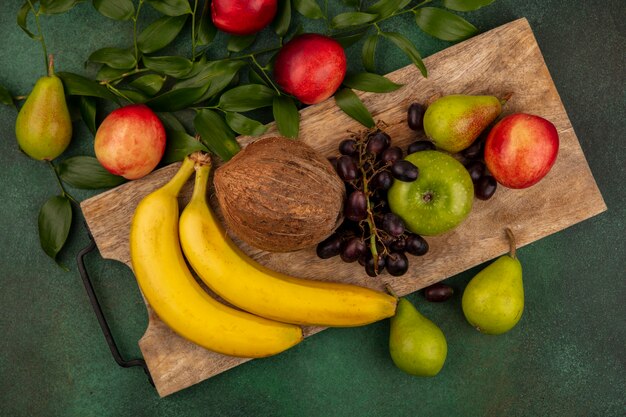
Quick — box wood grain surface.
[80,18,606,397]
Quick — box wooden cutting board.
[80,18,606,397]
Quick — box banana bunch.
[130,154,397,358]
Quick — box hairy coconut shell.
[214,137,345,252]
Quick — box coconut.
[214,137,345,252]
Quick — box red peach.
[274,34,347,105]
[94,104,166,180]
[211,0,277,36]
[484,113,559,189]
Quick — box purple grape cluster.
[319,127,430,277]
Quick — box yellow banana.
[179,160,397,327]
[130,156,303,358]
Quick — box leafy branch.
[11,0,496,266]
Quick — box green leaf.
[145,84,209,112]
[162,130,208,164]
[92,0,135,20]
[40,0,79,14]
[143,56,193,78]
[331,12,377,29]
[57,156,126,189]
[273,0,291,37]
[57,72,119,101]
[158,112,185,131]
[227,35,257,52]
[272,96,300,138]
[218,84,276,112]
[333,30,367,48]
[342,0,359,7]
[334,88,374,128]
[248,68,268,86]
[293,0,324,19]
[443,0,495,12]
[367,0,411,19]
[362,33,378,72]
[66,96,83,122]
[194,109,240,162]
[17,2,38,39]
[196,6,216,46]
[138,15,188,54]
[414,7,478,41]
[79,96,97,135]
[225,112,267,136]
[381,32,427,77]
[88,47,136,70]
[174,60,246,92]
[343,72,402,93]
[38,195,72,262]
[117,89,148,103]
[0,84,15,108]
[130,74,166,96]
[95,65,127,82]
[183,56,208,79]
[146,0,192,15]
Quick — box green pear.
[389,297,447,377]
[15,59,72,161]
[423,94,503,153]
[462,228,524,335]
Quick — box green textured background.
[1,1,625,416]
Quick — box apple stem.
[505,227,517,259]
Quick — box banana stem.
[163,157,196,195]
[505,227,517,259]
[191,163,210,203]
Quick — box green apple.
[388,151,473,236]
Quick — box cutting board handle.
[76,224,155,388]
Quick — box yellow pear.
[15,57,72,160]
[462,228,524,334]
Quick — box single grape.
[386,252,409,276]
[405,234,429,256]
[382,213,405,237]
[370,170,393,191]
[366,131,390,155]
[475,175,497,200]
[462,137,485,159]
[423,283,454,302]
[390,236,406,252]
[407,141,435,154]
[339,139,357,156]
[365,254,386,277]
[391,160,419,182]
[345,190,368,221]
[407,103,425,131]
[316,233,343,259]
[381,146,403,165]
[465,160,486,183]
[341,237,367,263]
[337,155,358,181]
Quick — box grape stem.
[357,131,386,273]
